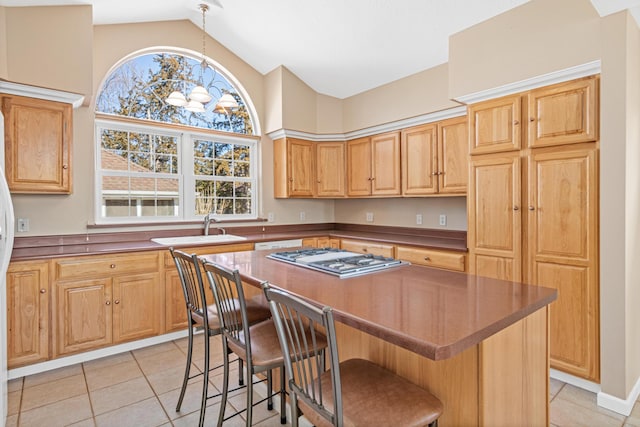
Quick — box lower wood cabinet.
[52,251,162,357]
[396,246,466,272]
[302,236,340,249]
[340,239,395,257]
[6,260,50,368]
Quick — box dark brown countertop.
[10,223,467,261]
[200,249,557,361]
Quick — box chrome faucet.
[203,214,226,235]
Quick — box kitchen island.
[201,249,557,427]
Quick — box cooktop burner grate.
[267,247,409,278]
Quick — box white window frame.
[95,118,259,225]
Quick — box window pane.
[215,143,233,159]
[235,182,251,197]
[235,161,250,177]
[215,160,232,177]
[234,198,251,214]
[101,175,179,218]
[195,180,215,215]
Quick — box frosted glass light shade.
[216,93,239,109]
[166,91,188,107]
[185,100,205,113]
[189,85,212,103]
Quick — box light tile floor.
[7,335,640,426]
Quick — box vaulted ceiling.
[1,0,639,98]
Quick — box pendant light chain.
[200,4,208,65]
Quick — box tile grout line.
[80,361,98,427]
[131,345,176,426]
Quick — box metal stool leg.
[199,330,210,427]
[216,338,231,427]
[176,323,194,412]
[280,366,286,424]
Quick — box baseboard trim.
[597,375,640,417]
[8,330,189,380]
[550,368,601,393]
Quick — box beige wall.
[448,0,600,100]
[4,6,92,99]
[316,93,343,134]
[0,7,7,79]
[263,66,283,134]
[343,63,459,132]
[334,197,467,230]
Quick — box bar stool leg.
[176,323,193,412]
[279,367,286,424]
[216,338,231,427]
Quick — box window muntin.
[95,50,259,224]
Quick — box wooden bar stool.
[263,283,444,427]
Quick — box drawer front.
[162,242,255,267]
[340,239,395,258]
[396,246,466,272]
[55,252,161,281]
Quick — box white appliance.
[0,110,15,427]
[254,238,303,250]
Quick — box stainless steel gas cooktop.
[266,247,409,278]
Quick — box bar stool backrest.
[264,284,343,427]
[202,260,253,361]
[169,248,210,330]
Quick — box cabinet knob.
[110,264,116,269]
[513,206,519,211]
[363,248,368,252]
[529,117,535,122]
[424,257,431,261]
[529,206,535,211]
[105,301,111,305]
[513,120,519,125]
[114,300,120,305]
[62,164,69,170]
[40,288,46,294]
[432,172,438,176]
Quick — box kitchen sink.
[151,234,247,246]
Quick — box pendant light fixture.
[166,3,239,114]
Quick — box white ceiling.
[1,0,640,99]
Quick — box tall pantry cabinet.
[467,76,600,382]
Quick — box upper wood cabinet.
[273,137,315,198]
[316,142,346,197]
[6,260,50,368]
[347,132,401,196]
[1,95,72,194]
[468,94,522,155]
[401,116,468,196]
[527,77,598,148]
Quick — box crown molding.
[0,79,85,108]
[266,105,467,142]
[454,60,601,105]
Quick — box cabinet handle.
[513,206,519,211]
[513,120,519,125]
[432,172,438,176]
[105,301,111,305]
[530,117,535,122]
[40,288,46,294]
[110,264,116,269]
[114,300,120,305]
[529,206,535,211]
[424,257,431,261]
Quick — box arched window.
[95,49,259,224]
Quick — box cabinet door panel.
[56,279,112,356]
[316,142,345,197]
[113,272,162,342]
[7,262,49,367]
[468,153,521,281]
[401,124,438,195]
[165,270,189,332]
[371,132,401,195]
[528,145,599,381]
[2,95,71,193]
[469,95,521,154]
[287,138,315,197]
[528,77,598,148]
[347,137,372,196]
[438,116,468,194]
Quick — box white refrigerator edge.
[0,110,15,427]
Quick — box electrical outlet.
[299,211,306,221]
[416,214,423,225]
[366,212,374,222]
[439,214,447,226]
[267,212,275,222]
[17,218,29,232]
